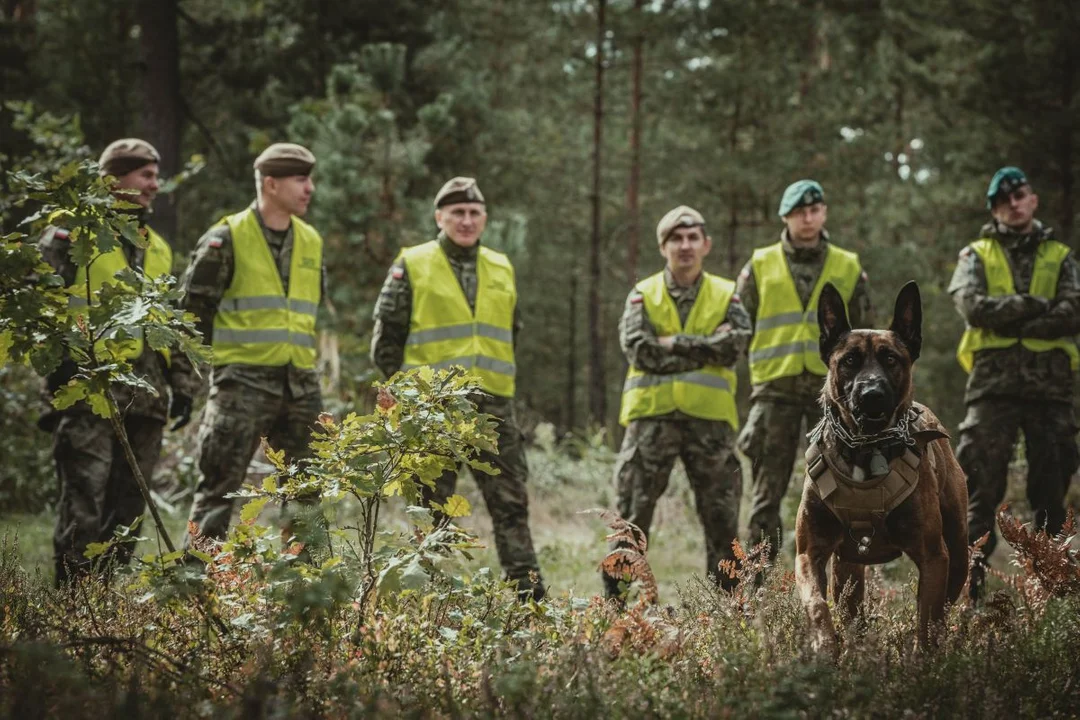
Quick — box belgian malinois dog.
[794,281,968,653]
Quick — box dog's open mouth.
[854,409,892,432]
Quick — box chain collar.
[817,404,916,451]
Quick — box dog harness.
[805,405,948,554]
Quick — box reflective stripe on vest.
[211,208,322,368]
[618,271,739,427]
[400,240,517,397]
[748,242,861,384]
[70,225,173,362]
[956,238,1079,372]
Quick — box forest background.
[2,0,1080,506]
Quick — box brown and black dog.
[794,281,968,653]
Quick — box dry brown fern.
[992,505,1080,612]
[600,603,682,659]
[581,508,658,606]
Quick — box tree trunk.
[1059,44,1076,245]
[588,0,608,427]
[565,271,577,433]
[137,0,181,244]
[626,0,644,287]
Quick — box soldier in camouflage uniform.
[371,177,544,601]
[736,180,873,556]
[949,167,1080,600]
[180,143,327,545]
[606,206,751,596]
[40,139,198,584]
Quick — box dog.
[794,280,968,653]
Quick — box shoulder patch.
[959,246,972,258]
[630,294,644,305]
[54,229,69,240]
[391,266,405,280]
[730,293,742,304]
[207,236,224,249]
[860,270,868,282]
[739,268,750,280]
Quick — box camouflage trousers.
[422,410,543,600]
[607,417,743,593]
[957,399,1078,565]
[52,412,164,585]
[738,397,821,556]
[185,381,322,543]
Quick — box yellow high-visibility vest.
[211,208,322,368]
[748,242,861,384]
[400,240,516,397]
[70,225,173,361]
[956,237,1079,372]
[618,271,739,427]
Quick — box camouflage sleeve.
[178,224,233,342]
[38,226,78,286]
[370,258,412,379]
[948,247,1048,332]
[672,292,753,366]
[620,288,702,374]
[1021,251,1080,339]
[734,261,758,327]
[847,267,875,329]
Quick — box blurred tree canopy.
[2,0,1078,435]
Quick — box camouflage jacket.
[948,219,1080,404]
[619,266,752,421]
[179,202,326,399]
[370,233,522,419]
[37,221,198,428]
[736,229,874,404]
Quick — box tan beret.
[253,143,316,177]
[98,138,160,177]
[434,177,485,208]
[656,206,705,246]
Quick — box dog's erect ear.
[889,280,922,362]
[818,282,851,364]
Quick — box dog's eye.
[882,353,898,367]
[842,354,859,367]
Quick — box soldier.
[180,143,326,545]
[736,179,873,555]
[950,166,1080,600]
[371,177,545,601]
[605,206,751,596]
[40,139,197,584]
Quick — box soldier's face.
[436,203,487,247]
[991,186,1038,231]
[660,226,711,273]
[266,174,315,217]
[784,202,827,243]
[114,163,160,209]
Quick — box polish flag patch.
[207,236,224,248]
[391,267,405,280]
[630,294,644,304]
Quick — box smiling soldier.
[604,206,751,597]
[736,180,874,557]
[370,177,545,602]
[180,143,327,547]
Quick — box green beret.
[434,177,485,208]
[254,143,316,177]
[986,166,1028,209]
[98,138,160,178]
[656,206,705,246]
[778,179,825,217]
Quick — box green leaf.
[241,497,271,523]
[442,494,471,518]
[399,556,430,590]
[85,390,113,418]
[52,380,88,410]
[84,541,112,559]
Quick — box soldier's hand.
[169,392,194,431]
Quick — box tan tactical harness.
[805,405,949,552]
